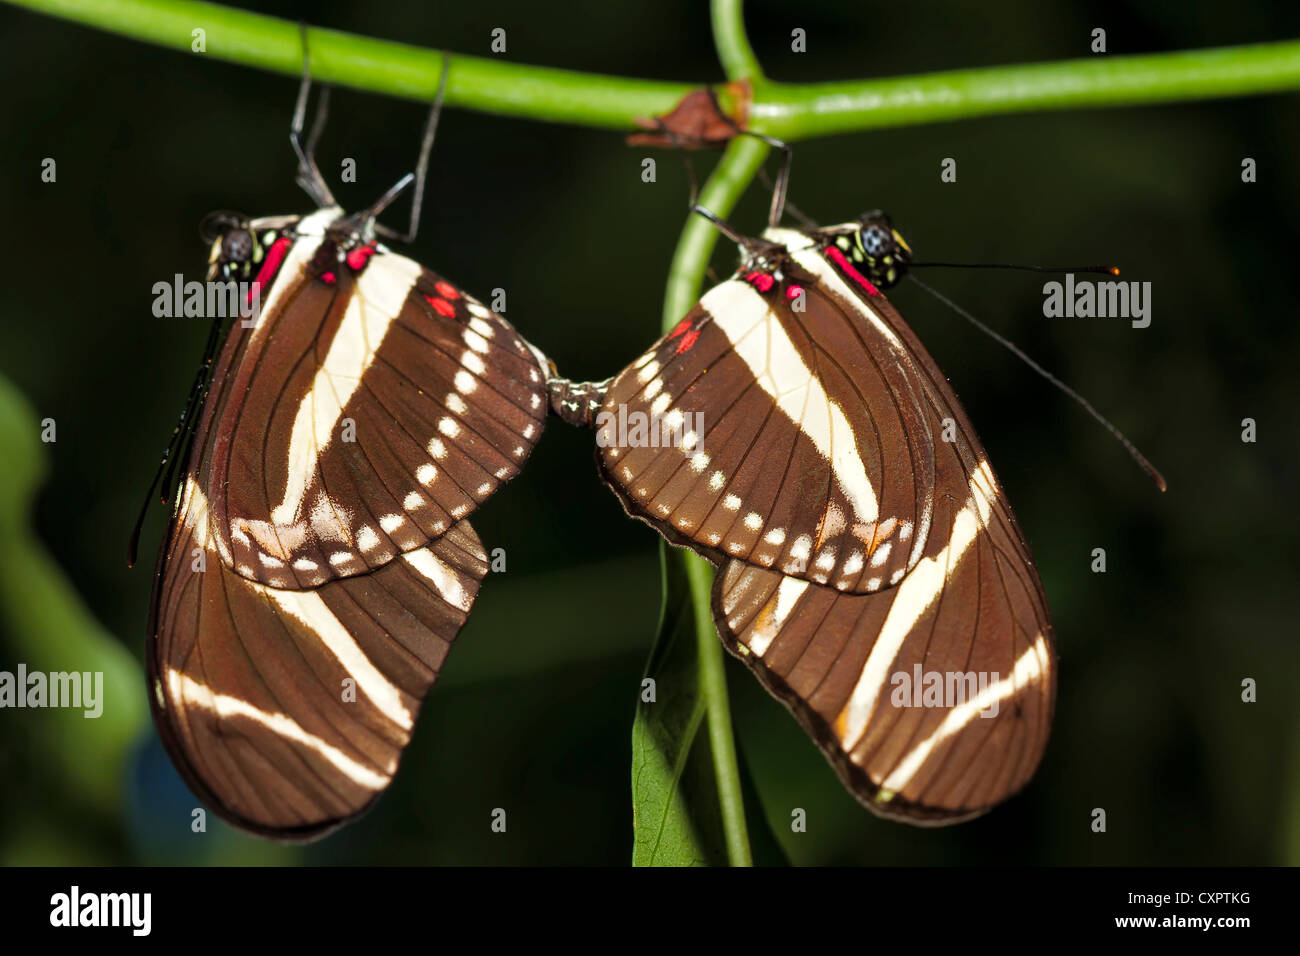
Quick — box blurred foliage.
[0,374,148,863]
[0,0,1297,864]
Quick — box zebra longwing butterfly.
[142,59,549,839]
[553,207,1056,824]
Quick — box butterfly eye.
[861,224,891,257]
[221,228,254,263]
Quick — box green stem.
[5,0,691,129]
[661,136,770,327]
[658,134,770,868]
[750,40,1300,139]
[683,551,749,867]
[712,0,763,82]
[9,0,1300,139]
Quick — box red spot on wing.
[824,246,880,296]
[346,244,376,272]
[426,295,456,318]
[744,271,775,293]
[248,236,293,306]
[320,271,337,285]
[434,280,461,300]
[675,329,700,354]
[785,284,804,301]
[668,318,692,339]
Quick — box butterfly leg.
[381,53,451,245]
[690,205,784,271]
[290,23,337,209]
[701,88,801,229]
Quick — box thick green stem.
[5,0,691,129]
[9,0,1300,139]
[750,40,1300,139]
[712,0,763,83]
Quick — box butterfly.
[139,52,550,839]
[552,190,1059,824]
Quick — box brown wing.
[147,474,488,839]
[713,437,1054,823]
[197,235,545,588]
[596,269,936,594]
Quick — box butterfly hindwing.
[712,379,1054,822]
[148,474,489,838]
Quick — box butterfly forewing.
[198,209,547,588]
[598,254,937,593]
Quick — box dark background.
[1,0,1297,865]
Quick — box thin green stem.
[749,40,1300,139]
[661,136,770,328]
[10,0,1300,140]
[659,136,770,868]
[6,0,691,129]
[712,0,763,82]
[684,551,750,867]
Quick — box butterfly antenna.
[127,466,164,568]
[913,261,1121,277]
[908,273,1167,492]
[363,174,416,224]
[128,315,225,566]
[692,204,749,246]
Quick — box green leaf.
[631,545,727,866]
[631,543,787,866]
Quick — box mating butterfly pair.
[145,68,1063,839]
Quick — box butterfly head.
[200,210,303,283]
[847,211,913,288]
[201,211,265,282]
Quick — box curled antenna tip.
[1109,266,1121,276]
